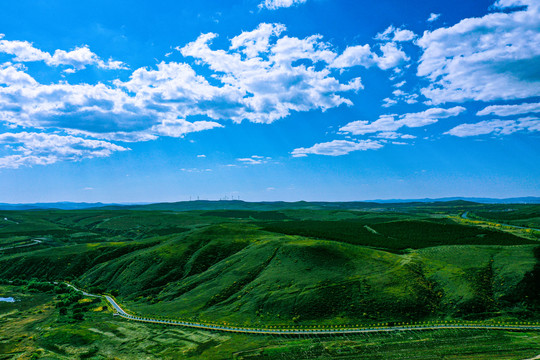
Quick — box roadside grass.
[231,329,540,360]
[1,284,540,360]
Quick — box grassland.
[0,201,539,358]
[1,284,540,360]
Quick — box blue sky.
[0,0,539,203]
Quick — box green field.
[0,201,539,358]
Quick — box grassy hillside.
[467,205,540,228]
[0,203,539,330]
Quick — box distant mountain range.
[0,197,539,211]
[0,202,119,211]
[369,197,540,204]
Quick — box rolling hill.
[0,204,539,328]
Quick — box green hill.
[0,205,539,328]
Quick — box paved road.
[65,283,101,298]
[66,283,540,335]
[0,239,42,251]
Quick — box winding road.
[0,239,42,252]
[66,284,540,335]
[461,211,540,232]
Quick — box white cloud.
[0,154,57,169]
[0,23,416,154]
[477,102,540,116]
[0,132,128,169]
[178,24,363,124]
[417,0,540,104]
[341,115,398,135]
[180,168,212,173]
[0,61,226,142]
[50,46,126,70]
[0,23,425,168]
[258,0,307,10]
[427,13,440,22]
[340,106,465,135]
[331,44,375,68]
[376,42,410,70]
[446,117,540,137]
[383,89,418,107]
[0,37,126,71]
[375,26,416,42]
[0,63,37,86]
[63,130,158,143]
[0,24,374,168]
[151,118,223,138]
[400,106,465,125]
[493,0,531,9]
[237,158,263,165]
[237,155,271,165]
[197,154,206,158]
[331,42,409,70]
[230,23,286,57]
[291,139,383,157]
[382,97,398,108]
[374,131,416,139]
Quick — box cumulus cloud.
[477,102,540,116]
[382,98,398,107]
[0,23,381,168]
[0,63,37,86]
[178,23,363,123]
[375,26,416,42]
[151,118,223,138]
[0,37,126,71]
[0,132,128,168]
[291,139,383,157]
[383,89,418,107]
[427,13,440,22]
[340,106,465,135]
[331,42,409,70]
[446,117,540,137]
[331,45,375,68]
[230,23,286,57]
[0,68,215,140]
[0,23,427,167]
[0,62,228,144]
[258,0,307,10]
[0,62,225,167]
[417,0,540,104]
[376,42,410,70]
[332,26,413,71]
